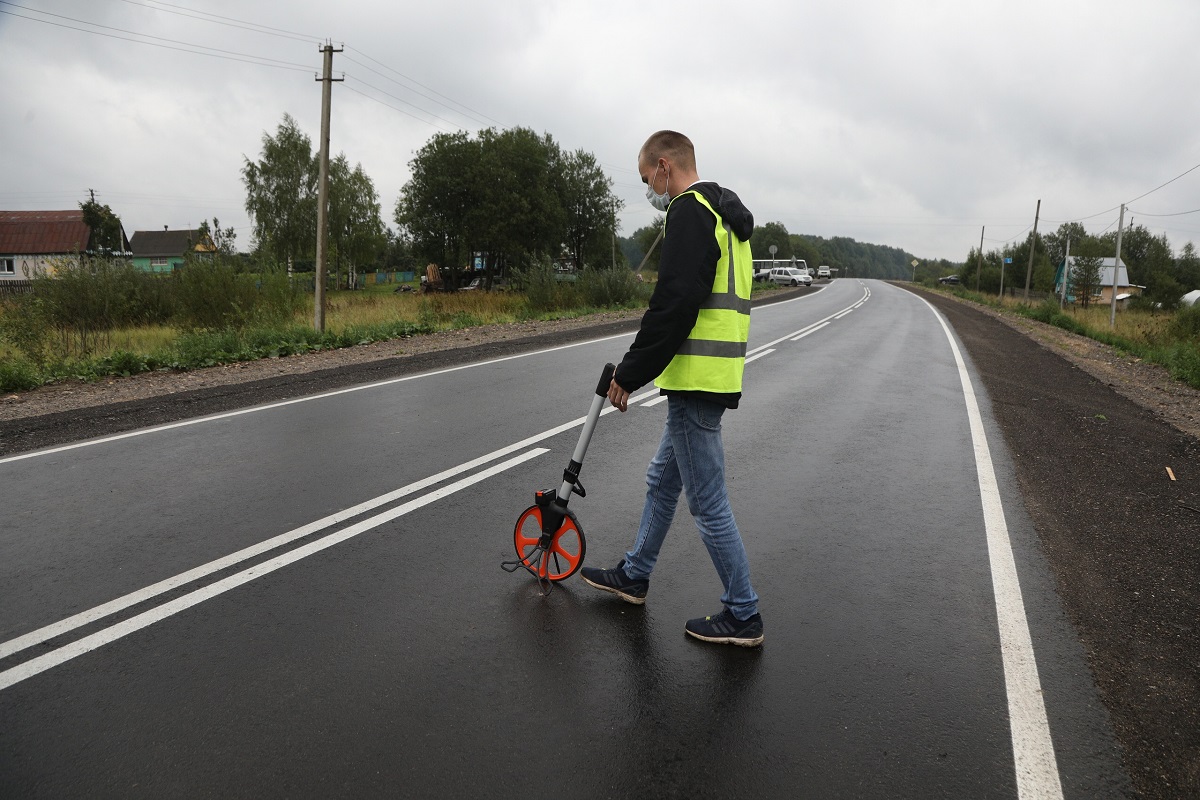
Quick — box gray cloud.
[2,0,1197,261]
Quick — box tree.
[557,148,622,270]
[1043,222,1088,269]
[395,130,481,288]
[1176,242,1200,292]
[1069,254,1103,308]
[751,222,792,261]
[328,154,386,289]
[79,195,126,255]
[242,113,317,270]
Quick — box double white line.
[0,386,663,692]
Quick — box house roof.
[1059,257,1131,288]
[129,229,212,258]
[0,210,92,255]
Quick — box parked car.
[816,265,832,279]
[938,275,960,285]
[769,267,812,287]
[753,268,773,282]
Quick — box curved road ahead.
[0,280,1129,798]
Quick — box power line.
[1127,206,1200,218]
[1124,161,1200,205]
[345,47,507,129]
[342,58,490,130]
[114,0,318,44]
[342,84,458,133]
[116,0,321,43]
[0,6,312,72]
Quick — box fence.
[0,280,33,296]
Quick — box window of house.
[150,257,169,268]
[0,258,14,275]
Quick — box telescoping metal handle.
[557,363,618,504]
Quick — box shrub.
[511,260,579,314]
[172,260,302,330]
[1168,303,1200,342]
[577,266,646,308]
[0,357,41,392]
[0,295,52,367]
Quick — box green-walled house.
[129,228,214,273]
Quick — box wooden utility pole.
[313,42,343,333]
[1023,199,1040,302]
[975,225,984,291]
[1110,203,1126,329]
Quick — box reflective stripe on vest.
[655,190,752,394]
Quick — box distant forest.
[623,218,957,280]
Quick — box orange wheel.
[512,505,586,582]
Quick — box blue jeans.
[623,395,759,619]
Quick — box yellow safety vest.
[655,190,752,394]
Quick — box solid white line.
[743,349,774,365]
[834,309,853,319]
[640,395,669,407]
[0,331,639,466]
[0,448,549,692]
[910,288,1064,800]
[791,322,831,341]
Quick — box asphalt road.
[0,280,1130,798]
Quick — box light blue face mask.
[645,163,670,211]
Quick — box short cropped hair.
[640,130,696,171]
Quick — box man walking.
[580,130,762,647]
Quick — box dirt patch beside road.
[910,286,1199,800]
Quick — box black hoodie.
[613,181,754,409]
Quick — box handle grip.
[595,363,617,397]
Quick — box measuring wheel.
[512,504,586,583]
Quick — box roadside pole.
[976,225,984,292]
[1023,199,1040,302]
[1110,204,1125,329]
[313,42,343,333]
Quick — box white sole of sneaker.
[684,629,764,647]
[581,575,646,605]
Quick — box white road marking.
[910,289,1064,800]
[743,349,775,365]
[641,395,669,407]
[747,284,869,357]
[0,286,843,673]
[834,309,853,319]
[0,448,549,692]
[792,322,831,341]
[0,388,658,662]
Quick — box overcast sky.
[2,0,1198,261]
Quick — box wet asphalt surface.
[0,281,1133,798]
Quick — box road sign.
[1004,257,1013,264]
[911,259,918,267]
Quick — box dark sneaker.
[580,560,649,605]
[685,609,764,647]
